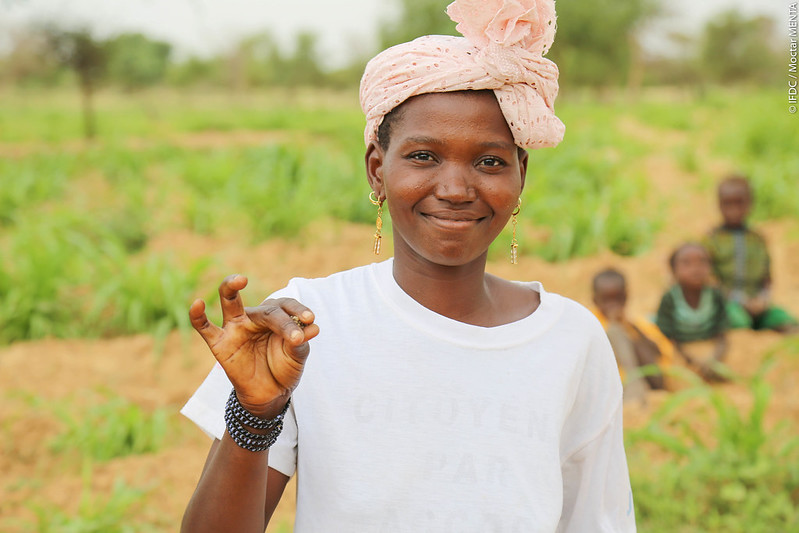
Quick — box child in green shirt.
[703,175,798,332]
[656,243,728,382]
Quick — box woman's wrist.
[225,390,290,452]
[237,392,291,420]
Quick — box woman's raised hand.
[189,274,319,418]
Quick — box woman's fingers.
[272,298,316,326]
[189,299,223,347]
[218,274,248,325]
[246,298,319,347]
[290,323,320,350]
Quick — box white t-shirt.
[182,259,636,532]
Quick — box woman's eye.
[408,152,434,161]
[479,157,505,168]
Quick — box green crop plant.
[89,249,210,339]
[24,462,151,533]
[745,157,799,220]
[0,210,94,343]
[626,343,799,532]
[4,87,793,276]
[50,396,168,461]
[179,143,371,240]
[506,104,660,262]
[624,98,696,132]
[709,89,798,221]
[0,204,206,344]
[0,154,74,226]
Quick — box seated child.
[592,268,673,403]
[656,243,728,382]
[703,174,798,333]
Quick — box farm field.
[1,86,798,532]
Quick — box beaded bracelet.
[224,389,290,452]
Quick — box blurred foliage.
[226,30,327,89]
[105,33,172,91]
[502,100,659,261]
[27,462,149,533]
[0,199,208,344]
[0,3,783,91]
[42,27,105,138]
[710,90,799,220]
[548,0,659,87]
[627,341,799,531]
[644,11,782,88]
[2,87,794,344]
[378,0,458,49]
[50,395,168,461]
[700,11,781,85]
[42,27,106,85]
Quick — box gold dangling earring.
[369,191,384,255]
[510,197,521,265]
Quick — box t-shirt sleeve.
[179,280,303,476]
[267,399,298,477]
[558,403,636,532]
[558,309,636,532]
[179,362,233,440]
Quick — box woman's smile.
[421,209,487,230]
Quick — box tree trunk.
[80,75,96,140]
[626,32,644,101]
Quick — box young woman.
[181,2,635,531]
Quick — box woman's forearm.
[181,434,272,533]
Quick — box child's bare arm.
[696,334,728,382]
[710,333,727,362]
[673,341,695,366]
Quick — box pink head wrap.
[359,0,565,150]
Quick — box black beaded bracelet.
[226,390,290,430]
[224,389,290,452]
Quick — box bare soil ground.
[1,125,797,531]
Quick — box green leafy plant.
[627,344,799,532]
[26,462,150,533]
[0,207,206,344]
[50,395,168,461]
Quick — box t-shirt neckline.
[368,258,562,349]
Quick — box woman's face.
[366,91,527,268]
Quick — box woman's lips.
[422,212,485,230]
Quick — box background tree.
[0,30,64,86]
[699,11,780,85]
[282,31,325,87]
[43,27,105,138]
[105,33,172,90]
[167,56,226,87]
[547,0,659,89]
[641,31,704,88]
[378,0,458,49]
[225,30,324,89]
[239,31,280,88]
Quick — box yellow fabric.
[592,308,674,380]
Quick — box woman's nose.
[433,162,477,203]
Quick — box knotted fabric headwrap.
[359,0,565,150]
